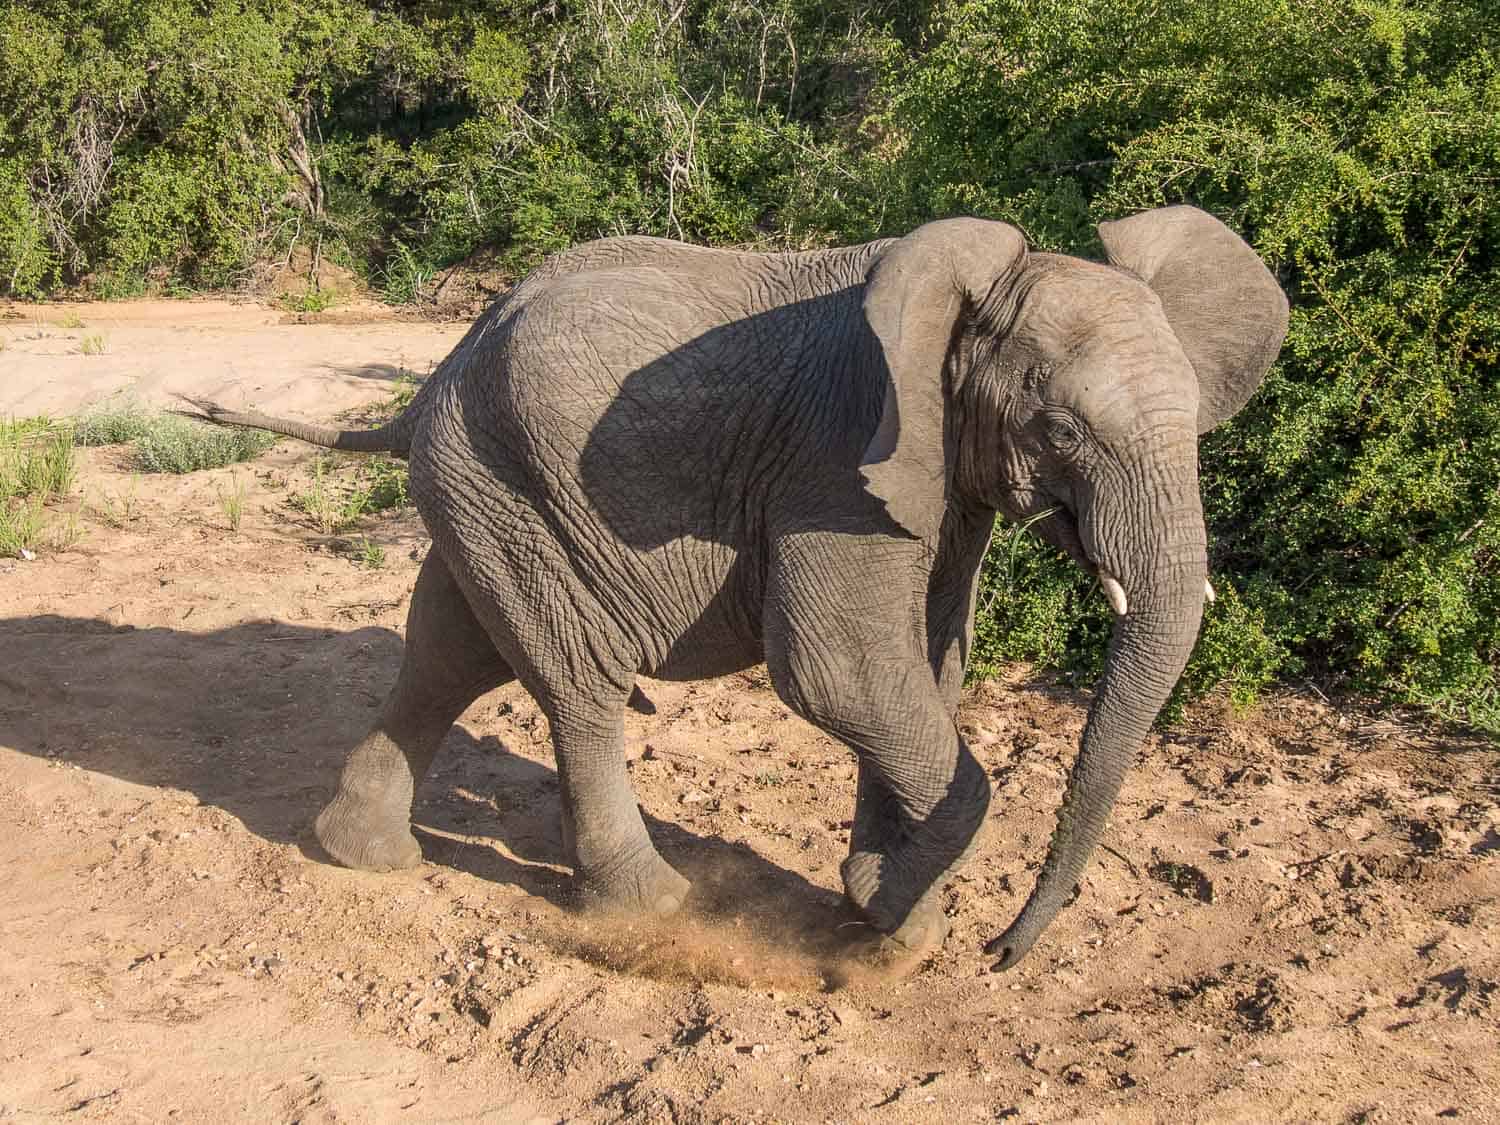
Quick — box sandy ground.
[0,299,468,419]
[1,300,1497,1123]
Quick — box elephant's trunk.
[986,483,1207,971]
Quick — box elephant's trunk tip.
[982,912,1046,972]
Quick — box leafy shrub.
[73,402,154,446]
[885,0,1500,729]
[75,403,277,471]
[132,417,278,474]
[292,453,409,534]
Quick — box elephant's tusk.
[1204,578,1217,604]
[1099,571,1128,616]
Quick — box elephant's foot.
[575,847,692,917]
[839,850,951,958]
[314,793,422,872]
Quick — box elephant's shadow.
[0,614,849,955]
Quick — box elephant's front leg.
[767,534,992,955]
[846,501,995,918]
[839,719,990,955]
[847,755,969,956]
[548,698,691,915]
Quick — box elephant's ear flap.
[860,219,1028,537]
[1099,205,1289,434]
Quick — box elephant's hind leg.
[315,551,514,871]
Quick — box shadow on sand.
[0,614,854,970]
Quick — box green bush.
[131,416,278,474]
[73,401,154,447]
[75,402,277,472]
[879,0,1499,729]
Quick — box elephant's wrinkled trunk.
[986,488,1207,971]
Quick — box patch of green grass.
[1,418,77,501]
[0,494,47,556]
[280,287,338,313]
[362,457,409,510]
[292,457,349,533]
[351,536,385,568]
[292,454,410,534]
[385,371,420,415]
[217,472,248,531]
[78,333,107,355]
[59,312,84,329]
[132,416,277,474]
[0,416,79,558]
[75,404,276,473]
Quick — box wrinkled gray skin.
[194,205,1287,970]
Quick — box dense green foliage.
[939,1,1500,730]
[3,0,1496,726]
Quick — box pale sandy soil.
[1,301,1497,1123]
[0,299,468,419]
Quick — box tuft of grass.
[280,287,338,313]
[78,333,107,355]
[89,476,143,528]
[76,402,277,473]
[351,536,385,568]
[73,401,154,446]
[0,494,47,556]
[133,416,277,473]
[1,418,77,501]
[380,240,433,305]
[217,472,248,531]
[0,417,78,557]
[292,457,345,534]
[49,510,84,551]
[59,312,84,329]
[292,454,410,534]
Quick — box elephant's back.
[411,233,888,678]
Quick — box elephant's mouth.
[1004,499,1213,619]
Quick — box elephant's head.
[859,205,1288,969]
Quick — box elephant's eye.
[1042,412,1085,456]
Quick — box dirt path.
[1,303,1497,1122]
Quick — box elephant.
[188,204,1288,970]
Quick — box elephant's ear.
[1099,205,1289,434]
[861,219,1028,537]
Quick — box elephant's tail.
[173,382,431,457]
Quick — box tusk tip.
[1098,571,1128,616]
[1204,578,1217,604]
